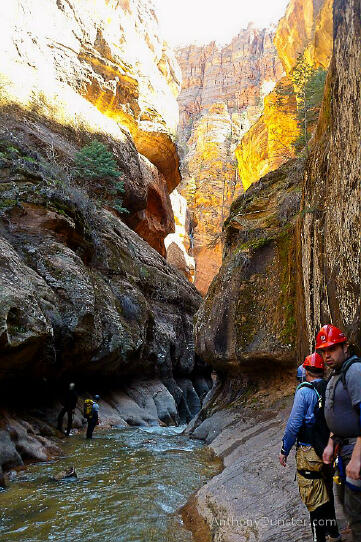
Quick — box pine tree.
[75,140,128,214]
[74,140,120,179]
[275,56,327,155]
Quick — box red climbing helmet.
[303,352,324,370]
[315,324,347,350]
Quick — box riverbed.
[0,425,221,542]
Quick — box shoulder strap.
[340,355,361,387]
[296,382,313,392]
[297,381,322,406]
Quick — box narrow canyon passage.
[0,0,360,541]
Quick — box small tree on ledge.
[75,140,128,214]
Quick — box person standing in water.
[57,382,78,436]
[84,394,100,439]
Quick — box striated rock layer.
[0,0,182,254]
[299,0,361,354]
[176,26,283,294]
[236,0,333,191]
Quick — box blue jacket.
[282,379,322,456]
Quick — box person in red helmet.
[318,324,361,541]
[279,353,340,542]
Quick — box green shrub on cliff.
[275,57,327,156]
[75,140,128,214]
[75,140,120,180]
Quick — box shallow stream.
[0,426,220,542]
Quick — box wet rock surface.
[195,159,304,373]
[183,379,311,542]
[0,375,213,486]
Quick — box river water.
[0,426,220,542]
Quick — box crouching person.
[279,353,340,542]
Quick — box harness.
[334,454,361,492]
[297,469,324,480]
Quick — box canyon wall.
[0,0,209,452]
[0,0,183,256]
[236,0,333,191]
[299,0,361,354]
[187,0,360,539]
[176,27,283,294]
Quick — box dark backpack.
[297,379,329,458]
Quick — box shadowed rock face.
[0,0,182,254]
[195,159,304,373]
[181,2,359,542]
[0,131,201,389]
[299,0,361,353]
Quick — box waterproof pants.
[337,457,361,541]
[86,416,97,439]
[57,408,73,436]
[296,446,339,542]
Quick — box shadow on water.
[0,426,221,542]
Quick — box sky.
[152,0,290,47]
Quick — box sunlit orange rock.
[236,77,299,190]
[176,25,282,293]
[0,0,182,254]
[235,0,333,191]
[274,0,333,72]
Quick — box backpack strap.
[340,355,361,388]
[296,381,322,408]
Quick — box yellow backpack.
[83,399,94,419]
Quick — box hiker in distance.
[318,325,361,541]
[57,382,78,436]
[279,353,340,542]
[84,394,100,439]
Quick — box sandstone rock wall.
[0,0,209,442]
[195,159,303,373]
[0,0,182,254]
[0,129,200,381]
[176,26,283,294]
[194,0,359,379]
[236,0,333,192]
[299,0,361,355]
[185,1,360,540]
